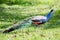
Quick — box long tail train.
[3,17,32,33]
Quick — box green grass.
[0,0,60,40]
[0,28,60,40]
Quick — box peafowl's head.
[50,9,54,12]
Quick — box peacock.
[3,9,53,33]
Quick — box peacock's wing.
[31,16,47,22]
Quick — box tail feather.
[3,17,32,33]
[3,28,15,33]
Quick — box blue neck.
[46,9,53,21]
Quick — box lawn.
[0,0,60,40]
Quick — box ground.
[0,0,60,40]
